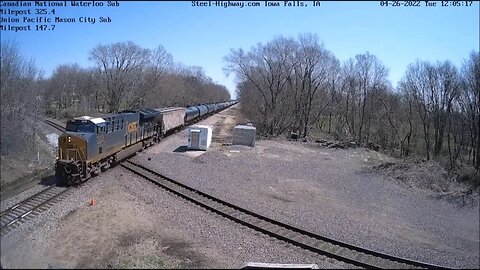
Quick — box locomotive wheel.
[91,164,101,176]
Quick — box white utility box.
[232,124,256,147]
[188,125,212,150]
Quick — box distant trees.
[458,52,480,170]
[87,42,229,112]
[89,41,152,112]
[42,64,100,115]
[226,34,479,172]
[293,34,340,139]
[0,41,41,156]
[225,34,339,137]
[142,64,230,107]
[354,53,389,143]
[401,60,462,162]
[337,53,389,144]
[224,37,296,135]
[39,41,230,118]
[137,45,173,108]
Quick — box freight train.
[55,100,238,185]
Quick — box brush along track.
[121,159,452,269]
[0,185,73,236]
[1,120,66,237]
[44,119,66,132]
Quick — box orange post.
[88,198,96,206]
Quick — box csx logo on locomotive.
[127,122,137,133]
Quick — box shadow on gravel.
[0,169,56,201]
[173,146,188,153]
[39,174,58,186]
[428,191,479,208]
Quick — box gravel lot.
[133,143,479,269]
[1,105,478,269]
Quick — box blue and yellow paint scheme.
[56,112,154,185]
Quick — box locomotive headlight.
[68,136,71,143]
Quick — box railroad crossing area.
[1,104,478,269]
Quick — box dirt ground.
[1,105,479,269]
[0,118,65,201]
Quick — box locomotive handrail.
[78,147,87,161]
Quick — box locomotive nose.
[55,159,82,185]
[58,133,88,161]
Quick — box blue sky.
[2,1,479,98]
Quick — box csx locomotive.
[55,100,238,185]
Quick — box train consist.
[55,100,238,185]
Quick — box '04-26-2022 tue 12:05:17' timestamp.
[379,1,474,7]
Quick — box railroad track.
[0,185,72,236]
[1,120,66,237]
[122,160,452,269]
[43,119,65,132]
[0,108,236,237]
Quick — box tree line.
[42,41,230,116]
[1,40,230,158]
[225,33,479,172]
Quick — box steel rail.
[122,159,453,270]
[0,104,238,237]
[1,186,72,236]
[43,119,66,132]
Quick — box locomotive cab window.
[66,120,95,133]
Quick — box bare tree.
[1,40,40,156]
[402,60,435,159]
[129,45,173,108]
[353,52,389,143]
[431,61,461,157]
[459,52,480,170]
[44,64,82,110]
[292,33,339,138]
[225,36,298,135]
[89,41,151,112]
[340,58,359,138]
